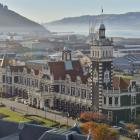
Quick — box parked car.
[15,97,22,103]
[24,100,28,105]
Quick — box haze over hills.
[44,12,140,37]
[46,12,140,28]
[0,3,49,34]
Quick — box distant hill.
[45,12,140,31]
[0,3,49,34]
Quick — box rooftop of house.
[0,120,89,140]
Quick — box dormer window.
[77,76,81,85]
[129,80,137,92]
[66,74,71,83]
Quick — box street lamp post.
[66,112,69,129]
[26,104,29,115]
[45,106,47,119]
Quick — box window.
[76,88,81,97]
[24,78,27,85]
[27,78,30,86]
[109,97,112,105]
[106,50,108,57]
[103,51,104,57]
[108,111,113,121]
[67,87,70,95]
[131,96,136,105]
[71,87,75,96]
[115,97,118,105]
[87,92,91,100]
[40,83,44,91]
[14,76,18,83]
[98,51,99,57]
[35,79,38,88]
[61,85,65,94]
[81,89,86,99]
[6,77,12,84]
[45,85,48,92]
[104,97,106,104]
[110,51,112,57]
[3,75,5,83]
[32,80,34,87]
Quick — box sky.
[0,0,140,23]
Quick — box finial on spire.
[101,6,104,24]
[101,7,104,14]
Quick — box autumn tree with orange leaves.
[80,122,119,140]
[80,112,107,121]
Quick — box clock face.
[104,70,110,84]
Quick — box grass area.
[27,115,56,127]
[0,107,59,127]
[0,107,30,122]
[114,74,133,79]
[120,136,132,140]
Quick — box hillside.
[0,4,49,33]
[45,12,140,30]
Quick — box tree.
[80,122,119,140]
[81,122,97,134]
[93,124,110,140]
[80,112,107,121]
[125,123,138,131]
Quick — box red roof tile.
[48,60,89,83]
[113,76,130,90]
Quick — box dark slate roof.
[39,129,88,140]
[69,126,81,134]
[0,120,19,138]
[0,120,89,140]
[113,54,140,68]
[40,132,67,140]
[0,133,20,140]
[19,123,51,140]
[71,134,87,140]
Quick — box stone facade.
[0,55,91,118]
[0,23,140,123]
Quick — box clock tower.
[90,23,113,112]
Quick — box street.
[0,98,76,127]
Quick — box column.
[106,96,109,106]
[112,96,115,107]
[118,96,121,106]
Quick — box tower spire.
[101,6,104,24]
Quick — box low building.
[113,54,140,73]
[0,120,88,140]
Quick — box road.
[0,98,76,126]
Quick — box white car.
[15,97,22,102]
[23,100,28,105]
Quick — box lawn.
[0,107,58,127]
[27,115,57,127]
[0,107,30,122]
[120,136,132,140]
